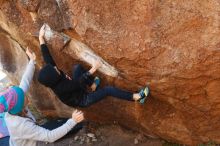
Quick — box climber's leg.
[78,86,133,107]
[0,136,9,146]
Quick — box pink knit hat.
[0,86,24,138]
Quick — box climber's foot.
[138,86,150,104]
[91,77,100,91]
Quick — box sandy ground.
[37,123,163,146]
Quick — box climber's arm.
[39,25,56,66]
[40,44,56,66]
[39,37,45,45]
[39,24,46,45]
[19,48,36,93]
[88,60,102,75]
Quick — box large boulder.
[0,0,220,145]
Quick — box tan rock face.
[0,0,220,145]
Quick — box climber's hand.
[39,24,46,39]
[88,59,102,75]
[65,74,72,80]
[26,47,36,61]
[93,60,102,69]
[72,110,84,123]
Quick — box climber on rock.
[0,47,84,146]
[37,24,150,107]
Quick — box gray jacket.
[5,112,76,146]
[5,53,76,146]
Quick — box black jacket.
[38,44,88,106]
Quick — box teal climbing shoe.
[138,86,150,104]
[94,77,100,90]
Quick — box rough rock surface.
[0,0,220,145]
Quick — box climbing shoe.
[94,76,100,90]
[138,86,150,104]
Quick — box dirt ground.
[37,123,164,146]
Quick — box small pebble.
[80,137,85,142]
[79,141,83,145]
[134,138,139,145]
[100,136,105,141]
[95,131,101,137]
[87,133,95,138]
[74,136,79,141]
[86,137,90,143]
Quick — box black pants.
[73,64,133,107]
[41,118,83,137]
[0,136,9,146]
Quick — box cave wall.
[0,0,220,145]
